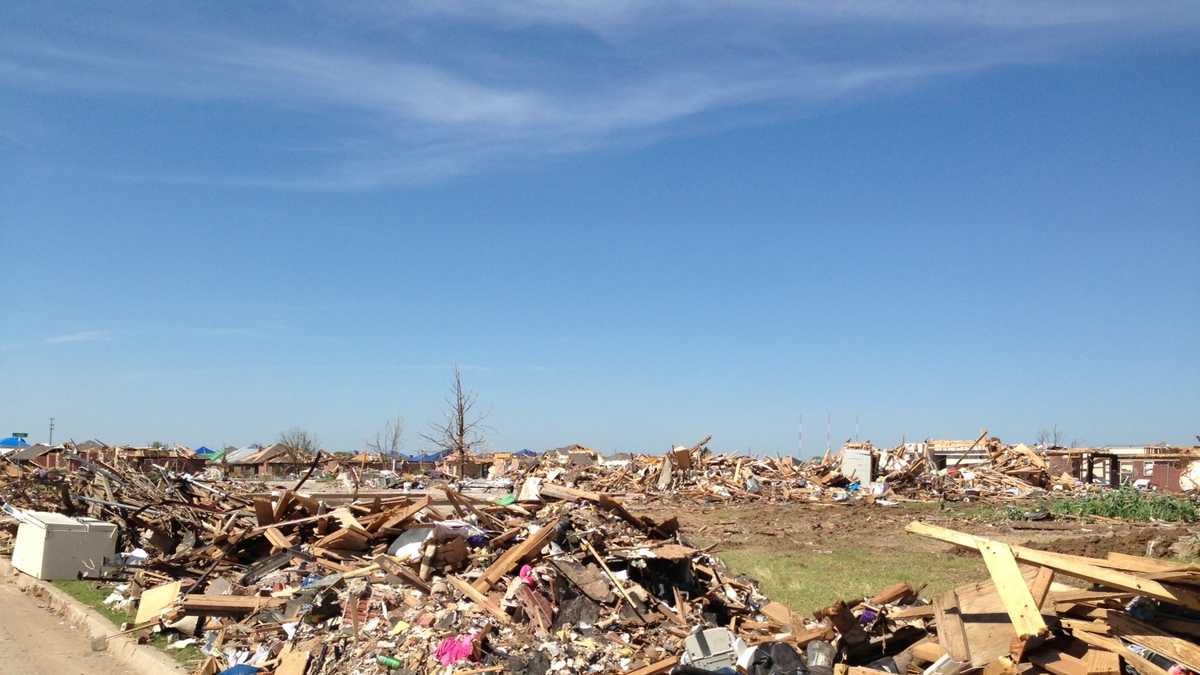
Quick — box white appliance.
[12,511,118,580]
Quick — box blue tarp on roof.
[194,446,215,456]
[398,449,452,463]
[514,449,538,458]
[0,437,29,448]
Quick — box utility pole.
[825,411,831,455]
[48,417,55,446]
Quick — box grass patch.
[720,547,983,614]
[51,579,128,625]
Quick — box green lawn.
[719,546,983,614]
[51,579,129,625]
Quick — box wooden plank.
[472,520,558,592]
[1050,590,1134,604]
[264,527,293,550]
[1105,552,1197,574]
[910,640,947,664]
[934,589,971,663]
[1107,612,1200,672]
[1028,648,1088,675]
[253,498,276,526]
[1083,649,1120,675]
[272,490,295,522]
[869,582,915,606]
[447,576,510,624]
[1071,629,1169,675]
[1029,567,1055,608]
[889,605,936,619]
[180,594,288,617]
[978,540,1049,640]
[906,522,1200,612]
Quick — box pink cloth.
[435,634,476,665]
[519,564,538,587]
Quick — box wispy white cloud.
[1,1,1196,187]
[45,330,112,345]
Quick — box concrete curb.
[0,557,188,675]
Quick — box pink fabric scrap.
[435,633,476,665]
[519,564,538,587]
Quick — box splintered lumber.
[374,554,433,594]
[868,582,915,606]
[906,522,1200,612]
[264,527,294,550]
[977,540,1049,640]
[1070,630,1169,675]
[472,521,557,592]
[447,576,511,624]
[180,594,288,617]
[934,589,971,663]
[374,495,431,532]
[1107,612,1200,672]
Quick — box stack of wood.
[901,521,1200,675]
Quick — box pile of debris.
[5,447,1200,675]
[902,521,1200,675]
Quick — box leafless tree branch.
[279,427,319,455]
[421,366,486,476]
[367,416,405,456]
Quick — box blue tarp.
[398,449,452,463]
[514,449,538,458]
[194,446,215,456]
[0,437,29,448]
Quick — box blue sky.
[2,2,1198,453]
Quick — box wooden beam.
[934,589,971,663]
[447,576,510,624]
[977,540,1049,640]
[472,520,558,592]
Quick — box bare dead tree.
[422,367,486,478]
[367,417,405,456]
[1036,425,1063,448]
[279,427,319,455]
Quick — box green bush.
[1043,487,1198,523]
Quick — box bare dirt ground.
[633,499,1186,556]
[0,578,133,675]
[627,498,1191,612]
